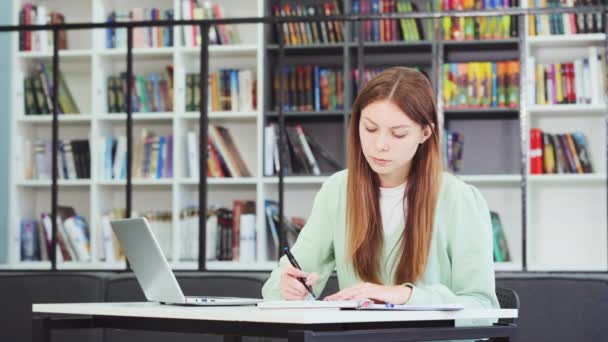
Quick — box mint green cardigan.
[262,170,500,312]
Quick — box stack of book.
[186,126,251,178]
[273,66,344,112]
[264,123,342,176]
[529,0,605,36]
[440,0,519,41]
[530,129,593,174]
[530,47,606,105]
[443,61,520,109]
[23,139,90,180]
[24,63,80,115]
[352,0,433,42]
[141,211,173,259]
[98,208,126,263]
[272,0,344,45]
[195,200,256,261]
[20,206,90,262]
[105,8,174,49]
[104,130,173,180]
[264,200,305,255]
[185,69,255,112]
[18,3,67,52]
[107,67,174,113]
[443,130,464,173]
[181,0,240,47]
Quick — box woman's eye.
[365,127,377,132]
[393,133,407,139]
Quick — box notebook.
[258,300,463,311]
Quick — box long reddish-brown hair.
[346,67,442,285]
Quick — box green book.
[490,211,511,262]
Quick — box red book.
[530,128,543,174]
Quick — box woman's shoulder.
[322,169,349,190]
[438,171,487,209]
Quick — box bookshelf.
[8,0,274,271]
[4,1,608,274]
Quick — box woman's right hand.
[279,264,319,300]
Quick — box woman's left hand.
[324,282,412,305]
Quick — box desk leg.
[223,336,242,342]
[32,317,50,342]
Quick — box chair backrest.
[496,286,519,324]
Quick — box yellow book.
[528,0,536,36]
[536,64,545,105]
[555,64,564,104]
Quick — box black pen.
[283,247,316,299]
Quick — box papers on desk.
[257,300,464,311]
[359,303,464,311]
[257,299,371,309]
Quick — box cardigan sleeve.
[406,182,499,311]
[261,178,337,300]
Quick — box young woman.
[262,67,499,310]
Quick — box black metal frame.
[31,315,517,342]
[3,5,608,273]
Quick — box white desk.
[32,302,518,342]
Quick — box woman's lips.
[371,157,391,166]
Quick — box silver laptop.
[110,217,262,306]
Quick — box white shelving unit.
[524,15,608,272]
[7,0,281,271]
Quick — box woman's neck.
[378,164,411,188]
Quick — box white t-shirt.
[379,182,406,236]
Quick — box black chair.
[495,286,519,324]
[482,286,519,342]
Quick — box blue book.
[314,66,320,111]
[20,219,39,261]
[157,136,165,179]
[105,137,114,179]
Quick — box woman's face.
[359,100,432,187]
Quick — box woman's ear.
[420,124,433,144]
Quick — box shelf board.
[527,33,606,47]
[0,261,51,270]
[169,261,199,270]
[267,43,346,51]
[179,178,258,185]
[264,176,329,184]
[17,179,91,187]
[179,44,258,56]
[528,173,606,183]
[494,261,523,272]
[266,111,345,117]
[17,114,94,124]
[441,38,519,47]
[526,264,607,272]
[458,174,521,184]
[444,107,519,114]
[56,261,127,270]
[98,112,175,122]
[527,104,606,116]
[17,49,93,59]
[181,111,258,120]
[352,40,433,48]
[97,179,173,186]
[205,260,278,271]
[267,41,433,50]
[99,47,174,58]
